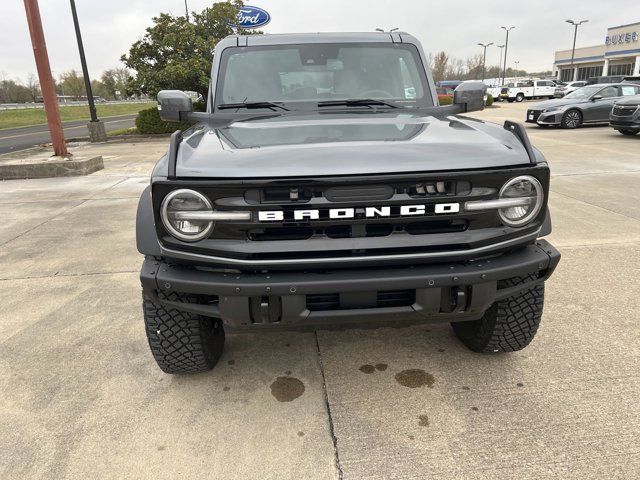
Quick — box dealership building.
[553,21,640,82]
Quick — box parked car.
[554,81,586,98]
[610,94,640,135]
[586,75,625,85]
[501,80,556,102]
[436,86,454,103]
[485,85,503,101]
[137,31,560,374]
[526,83,640,128]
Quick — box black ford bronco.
[137,32,561,374]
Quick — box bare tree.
[25,73,41,102]
[432,51,449,83]
[465,54,484,80]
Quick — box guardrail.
[0,99,152,111]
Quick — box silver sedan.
[526,83,640,128]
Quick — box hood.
[173,112,533,178]
[532,97,584,110]
[615,94,640,106]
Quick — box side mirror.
[591,95,603,101]
[157,90,193,122]
[453,81,487,112]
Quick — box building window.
[559,68,573,82]
[608,63,634,76]
[577,65,603,80]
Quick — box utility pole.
[497,45,505,81]
[566,19,588,82]
[70,0,106,142]
[501,26,515,86]
[477,42,493,81]
[23,0,68,156]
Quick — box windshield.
[564,85,602,99]
[215,43,432,110]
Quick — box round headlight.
[161,189,213,242]
[498,176,543,227]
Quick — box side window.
[621,85,639,96]
[597,86,619,98]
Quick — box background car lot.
[1,102,639,479]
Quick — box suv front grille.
[613,105,638,117]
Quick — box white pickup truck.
[499,80,557,102]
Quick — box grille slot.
[306,289,415,311]
[306,293,340,311]
[376,289,416,308]
[248,227,313,241]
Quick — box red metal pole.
[23,0,68,156]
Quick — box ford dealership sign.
[231,6,271,29]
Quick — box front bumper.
[527,109,562,125]
[610,115,640,131]
[141,240,561,332]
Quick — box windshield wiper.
[218,101,289,111]
[317,99,399,109]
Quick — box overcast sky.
[1,0,635,82]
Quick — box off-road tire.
[619,129,639,136]
[143,292,225,374]
[561,109,582,129]
[451,274,544,353]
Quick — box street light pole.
[69,0,106,142]
[501,26,515,85]
[497,45,505,78]
[514,60,520,80]
[477,42,494,81]
[566,19,588,82]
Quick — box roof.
[219,31,417,47]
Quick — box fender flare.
[540,207,552,237]
[136,186,162,256]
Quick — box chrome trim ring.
[160,189,214,242]
[498,176,544,227]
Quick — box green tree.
[121,1,259,99]
[58,70,85,98]
[101,68,131,99]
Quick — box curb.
[0,155,104,181]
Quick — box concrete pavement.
[0,102,639,479]
[0,114,137,154]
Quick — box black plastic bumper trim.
[141,240,560,331]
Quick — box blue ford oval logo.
[232,6,271,28]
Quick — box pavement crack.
[0,270,138,281]
[314,332,344,480]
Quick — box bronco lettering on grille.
[257,203,460,222]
